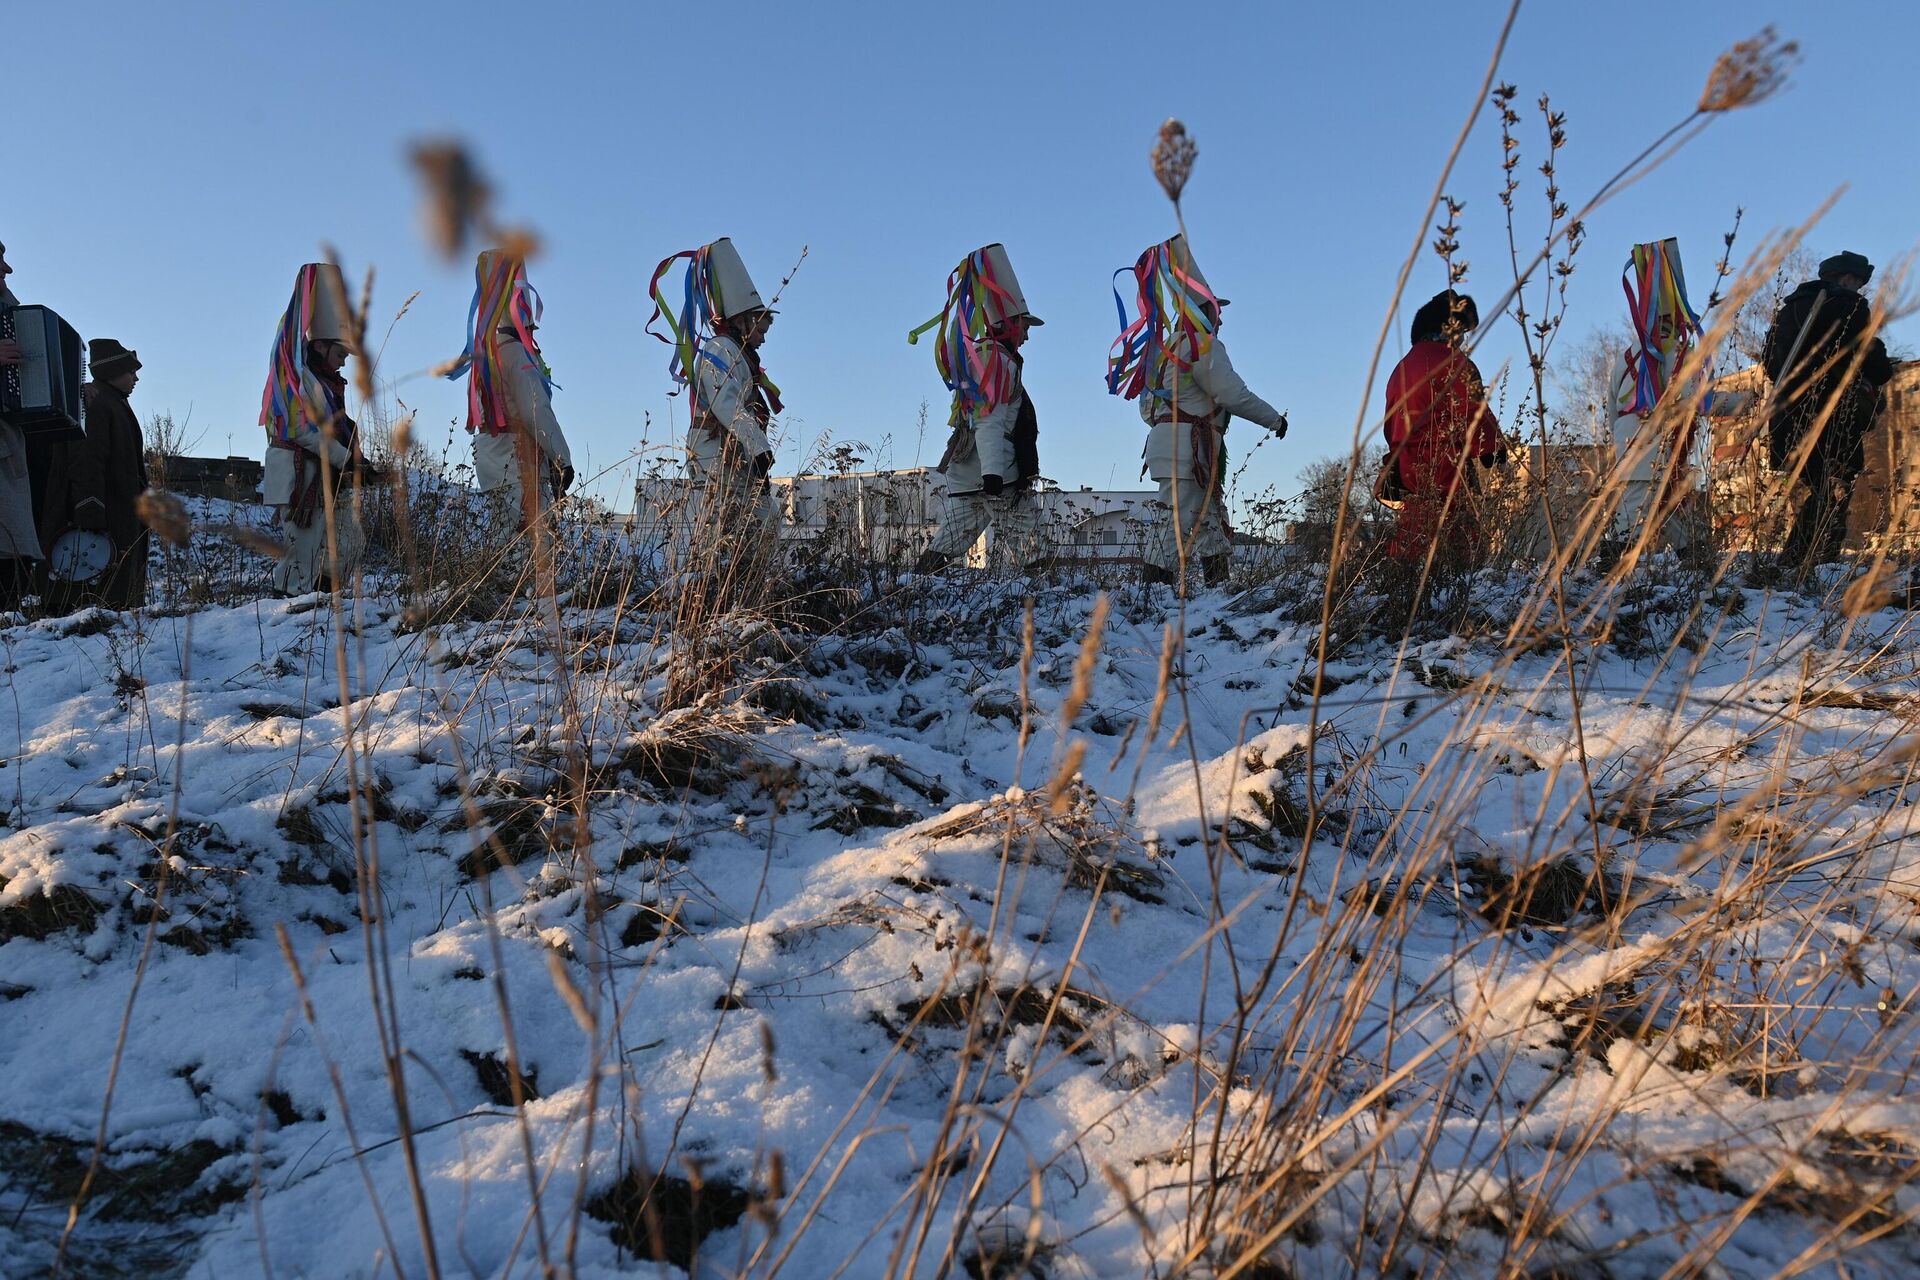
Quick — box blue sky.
[9,1,1914,509]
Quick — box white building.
[631,468,1157,568]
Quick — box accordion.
[1,304,86,444]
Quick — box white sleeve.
[1193,341,1285,431]
[973,399,1018,479]
[293,372,351,468]
[509,354,571,467]
[694,340,770,456]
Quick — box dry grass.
[19,26,1920,1280]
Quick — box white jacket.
[262,368,353,506]
[1139,337,1284,480]
[942,342,1023,494]
[1610,353,1707,489]
[0,285,42,559]
[691,334,771,467]
[490,336,570,467]
[0,419,40,560]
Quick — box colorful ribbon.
[907,248,1022,423]
[259,265,320,444]
[1617,239,1703,418]
[444,253,551,435]
[647,245,782,414]
[1106,239,1219,402]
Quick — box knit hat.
[1411,290,1479,343]
[1817,251,1873,284]
[88,338,140,381]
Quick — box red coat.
[1382,341,1504,559]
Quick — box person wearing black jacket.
[1762,250,1895,569]
[38,340,150,612]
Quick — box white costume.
[0,287,43,566]
[1133,237,1287,578]
[262,263,365,596]
[459,251,572,546]
[677,238,783,571]
[925,244,1045,570]
[472,333,571,536]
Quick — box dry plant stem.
[1312,0,1521,852]
[1190,8,1526,1274]
[316,259,447,1280]
[273,924,410,1270]
[933,619,1116,1270]
[1492,96,1610,874]
[933,865,1114,1277]
[886,612,1041,1280]
[52,602,197,1277]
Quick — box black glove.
[981,473,1004,497]
[1271,415,1289,440]
[753,451,775,479]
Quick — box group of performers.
[0,229,1894,611]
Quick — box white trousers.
[684,455,781,580]
[1611,413,1697,551]
[1144,475,1231,572]
[272,502,365,595]
[927,489,1043,566]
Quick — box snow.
[3,548,1920,1277]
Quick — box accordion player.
[0,303,86,444]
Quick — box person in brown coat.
[39,339,151,612]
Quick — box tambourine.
[49,529,114,584]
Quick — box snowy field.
[4,554,1920,1278]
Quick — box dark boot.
[913,549,952,575]
[1202,554,1232,587]
[1142,564,1176,587]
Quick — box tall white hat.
[302,262,356,348]
[973,243,1044,327]
[1160,235,1226,307]
[707,238,767,320]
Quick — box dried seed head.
[1700,27,1799,111]
[765,1151,786,1202]
[1841,567,1900,617]
[409,140,493,260]
[1151,119,1198,205]
[216,523,288,560]
[136,489,193,547]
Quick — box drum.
[49,530,114,584]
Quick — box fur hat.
[1818,251,1874,284]
[1411,290,1479,343]
[88,338,140,381]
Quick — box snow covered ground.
[4,553,1920,1278]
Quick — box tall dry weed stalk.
[51,22,1920,1280]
